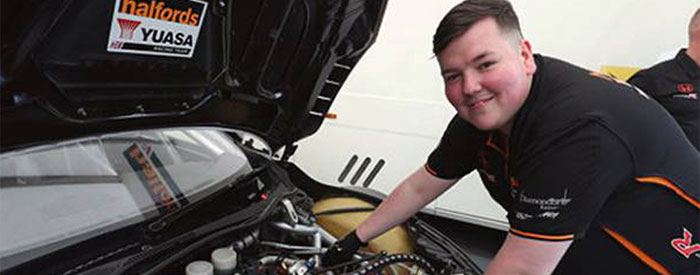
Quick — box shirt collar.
[675,49,699,78]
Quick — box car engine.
[122,160,483,275]
[168,192,483,275]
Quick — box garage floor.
[420,215,506,270]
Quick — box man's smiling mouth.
[468,95,495,108]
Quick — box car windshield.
[0,127,256,263]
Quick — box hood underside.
[0,0,387,153]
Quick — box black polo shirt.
[426,55,700,274]
[628,49,699,151]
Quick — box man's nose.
[462,73,481,95]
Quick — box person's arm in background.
[355,166,458,242]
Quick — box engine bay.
[0,135,482,275]
[161,192,483,275]
[142,157,484,275]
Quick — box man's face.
[437,17,536,135]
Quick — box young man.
[627,8,700,151]
[322,0,700,274]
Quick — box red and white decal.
[677,83,695,94]
[670,228,700,258]
[107,0,208,58]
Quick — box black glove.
[321,230,367,267]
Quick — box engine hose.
[312,207,376,217]
[348,253,436,275]
[232,229,260,251]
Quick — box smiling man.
[322,0,700,274]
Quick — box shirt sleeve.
[508,121,633,241]
[627,69,670,98]
[425,115,481,180]
[627,70,653,94]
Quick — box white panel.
[292,94,453,211]
[435,171,509,230]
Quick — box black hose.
[312,207,375,217]
[413,220,482,274]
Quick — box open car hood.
[0,0,387,153]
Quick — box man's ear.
[520,39,536,75]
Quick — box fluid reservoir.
[186,261,214,275]
[211,247,237,275]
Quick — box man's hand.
[321,230,366,267]
[320,167,456,267]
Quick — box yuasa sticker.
[107,0,208,58]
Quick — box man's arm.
[355,166,458,242]
[485,233,572,275]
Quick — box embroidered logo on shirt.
[538,211,560,219]
[519,189,572,211]
[672,93,697,100]
[510,177,518,188]
[670,228,700,259]
[673,83,697,100]
[514,211,560,221]
[677,83,695,94]
[515,212,533,220]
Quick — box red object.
[116,18,141,40]
[260,192,269,200]
[677,84,695,94]
[671,228,700,258]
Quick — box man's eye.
[478,61,495,70]
[445,74,460,83]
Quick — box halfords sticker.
[107,0,208,58]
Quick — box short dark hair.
[433,0,522,56]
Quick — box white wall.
[349,0,696,103]
[292,0,699,230]
[514,0,696,69]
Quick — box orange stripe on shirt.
[636,177,700,209]
[509,228,574,241]
[602,227,671,275]
[485,132,507,157]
